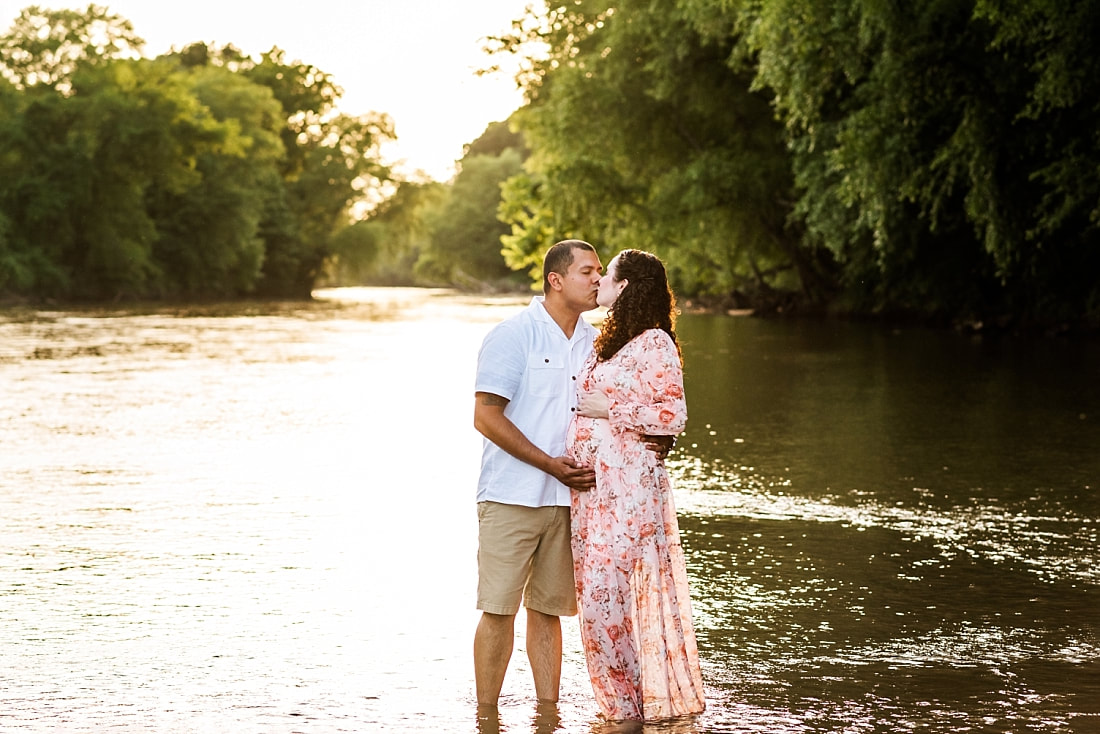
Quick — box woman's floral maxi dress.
[567,328,706,721]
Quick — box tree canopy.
[0,6,394,300]
[486,0,1100,329]
[3,1,1098,331]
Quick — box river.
[1,287,1097,733]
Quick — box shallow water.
[1,288,1097,732]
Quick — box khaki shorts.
[477,501,577,617]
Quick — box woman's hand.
[576,389,610,419]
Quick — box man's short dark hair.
[543,240,596,293]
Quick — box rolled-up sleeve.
[475,322,525,400]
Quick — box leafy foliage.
[351,180,448,286]
[736,0,1100,324]
[488,0,1100,328]
[340,119,530,291]
[3,1,1098,328]
[0,8,394,301]
[0,4,143,89]
[417,149,526,288]
[488,0,822,309]
[145,63,284,296]
[194,44,396,297]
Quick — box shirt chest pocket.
[525,354,566,397]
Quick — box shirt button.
[544,358,550,363]
[571,407,576,412]
[572,376,577,380]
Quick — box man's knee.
[481,611,516,623]
[525,609,559,623]
[478,611,517,634]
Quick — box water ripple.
[668,456,1099,584]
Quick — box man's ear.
[547,271,563,292]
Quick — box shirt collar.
[530,296,592,343]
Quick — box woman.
[568,249,706,721]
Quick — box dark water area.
[1,290,1097,732]
[671,315,1100,732]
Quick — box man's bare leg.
[475,612,516,706]
[526,609,562,703]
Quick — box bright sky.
[0,0,533,181]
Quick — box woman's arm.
[607,330,687,436]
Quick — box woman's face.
[597,254,627,309]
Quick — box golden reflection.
[476,701,566,734]
[589,714,705,734]
[476,704,502,734]
[533,701,563,733]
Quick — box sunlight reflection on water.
[669,454,1099,585]
[1,287,1098,733]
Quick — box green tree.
[0,11,287,298]
[498,170,558,285]
[0,3,143,89]
[418,148,526,288]
[0,56,234,298]
[68,60,195,297]
[355,179,448,285]
[235,47,396,296]
[741,0,1100,324]
[973,0,1100,322]
[0,3,162,297]
[463,119,527,159]
[0,75,42,292]
[489,0,813,306]
[146,63,286,296]
[490,0,1100,326]
[0,9,400,301]
[326,219,384,284]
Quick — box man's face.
[560,249,603,311]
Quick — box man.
[472,239,601,707]
[472,240,672,707]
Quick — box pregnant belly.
[568,416,612,469]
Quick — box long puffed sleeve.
[605,329,687,436]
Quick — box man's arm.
[474,391,595,490]
[643,433,676,460]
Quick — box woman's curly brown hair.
[594,249,680,362]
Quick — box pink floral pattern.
[568,328,705,721]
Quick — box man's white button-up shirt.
[475,297,597,507]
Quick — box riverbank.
[680,288,1100,338]
[5,284,1098,338]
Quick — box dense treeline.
[3,3,1098,332]
[0,4,393,300]
[483,0,1100,330]
[347,119,531,291]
